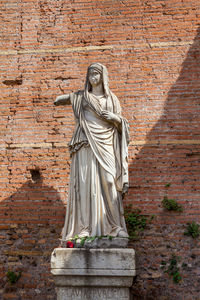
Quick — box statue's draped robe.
[62,90,129,239]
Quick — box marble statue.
[54,63,129,241]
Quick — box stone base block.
[51,248,135,300]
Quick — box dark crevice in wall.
[2,79,23,86]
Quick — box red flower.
[66,241,74,248]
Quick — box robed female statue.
[54,63,129,241]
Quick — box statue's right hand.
[54,94,70,105]
[54,96,63,105]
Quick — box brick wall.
[0,0,200,299]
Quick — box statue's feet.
[117,230,129,238]
[78,230,90,238]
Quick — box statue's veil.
[84,62,110,97]
[84,63,121,115]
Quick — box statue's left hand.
[101,110,121,124]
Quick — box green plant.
[167,255,182,284]
[165,183,171,188]
[162,196,183,212]
[80,237,87,247]
[87,236,96,242]
[161,255,182,284]
[124,205,154,239]
[182,262,188,269]
[184,221,200,239]
[160,260,167,269]
[70,235,114,247]
[6,271,21,284]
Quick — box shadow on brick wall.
[130,28,200,299]
[0,173,64,299]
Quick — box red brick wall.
[0,1,200,299]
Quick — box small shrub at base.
[184,221,200,239]
[124,205,154,239]
[161,255,182,284]
[162,196,183,212]
[6,271,21,284]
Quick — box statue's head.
[88,64,103,88]
[85,63,109,97]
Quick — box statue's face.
[88,68,102,87]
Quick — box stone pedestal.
[51,248,135,300]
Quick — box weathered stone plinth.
[51,248,136,300]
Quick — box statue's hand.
[54,94,70,106]
[101,110,121,124]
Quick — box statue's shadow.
[0,173,64,298]
[129,27,200,299]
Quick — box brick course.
[0,0,200,299]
